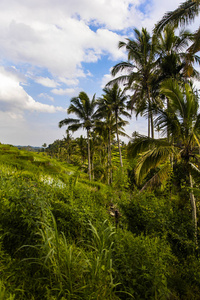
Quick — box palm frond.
[154,0,200,34]
[117,130,130,139]
[58,118,79,128]
[127,136,171,159]
[70,97,85,113]
[155,107,182,139]
[188,26,200,54]
[194,114,200,134]
[106,75,130,87]
[140,162,172,192]
[111,62,135,77]
[160,79,184,114]
[135,144,175,184]
[190,162,200,174]
[67,123,83,132]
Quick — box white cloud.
[39,93,55,102]
[0,0,133,82]
[59,77,79,86]
[101,73,113,88]
[51,88,76,96]
[35,77,59,88]
[0,0,196,146]
[0,0,185,85]
[0,67,65,115]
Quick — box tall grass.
[29,216,119,299]
[0,280,15,300]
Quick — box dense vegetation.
[1,1,200,299]
[0,140,200,299]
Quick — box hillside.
[0,144,200,299]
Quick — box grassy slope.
[0,144,200,300]
[0,144,120,299]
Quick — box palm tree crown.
[154,0,200,55]
[59,92,96,132]
[108,28,158,138]
[156,25,199,80]
[154,0,200,33]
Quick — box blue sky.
[0,0,192,146]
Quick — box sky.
[0,0,196,147]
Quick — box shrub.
[113,230,173,299]
[0,174,51,258]
[120,192,168,236]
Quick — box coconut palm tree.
[155,24,200,141]
[154,0,200,55]
[155,24,200,81]
[156,25,194,79]
[96,83,131,168]
[107,28,158,138]
[128,78,200,242]
[94,115,130,184]
[154,0,200,33]
[59,92,97,180]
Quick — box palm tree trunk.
[107,145,110,185]
[87,129,91,181]
[167,98,170,143]
[108,127,112,184]
[115,113,123,168]
[148,89,154,138]
[91,156,94,180]
[150,110,154,139]
[189,170,198,244]
[148,112,150,138]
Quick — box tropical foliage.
[1,2,200,299]
[59,92,97,180]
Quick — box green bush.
[113,230,173,299]
[51,200,92,241]
[0,174,51,257]
[120,192,168,236]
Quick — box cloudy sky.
[0,0,194,146]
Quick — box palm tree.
[96,83,131,168]
[59,92,97,180]
[155,24,200,81]
[155,25,200,142]
[94,116,114,184]
[108,28,158,138]
[76,135,87,165]
[156,25,194,79]
[128,78,200,242]
[154,0,200,55]
[94,115,129,184]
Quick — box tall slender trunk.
[107,144,110,185]
[91,155,94,180]
[150,110,154,139]
[108,127,112,184]
[87,129,91,181]
[167,98,170,143]
[148,89,154,138]
[148,111,150,138]
[189,170,198,244]
[115,112,123,168]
